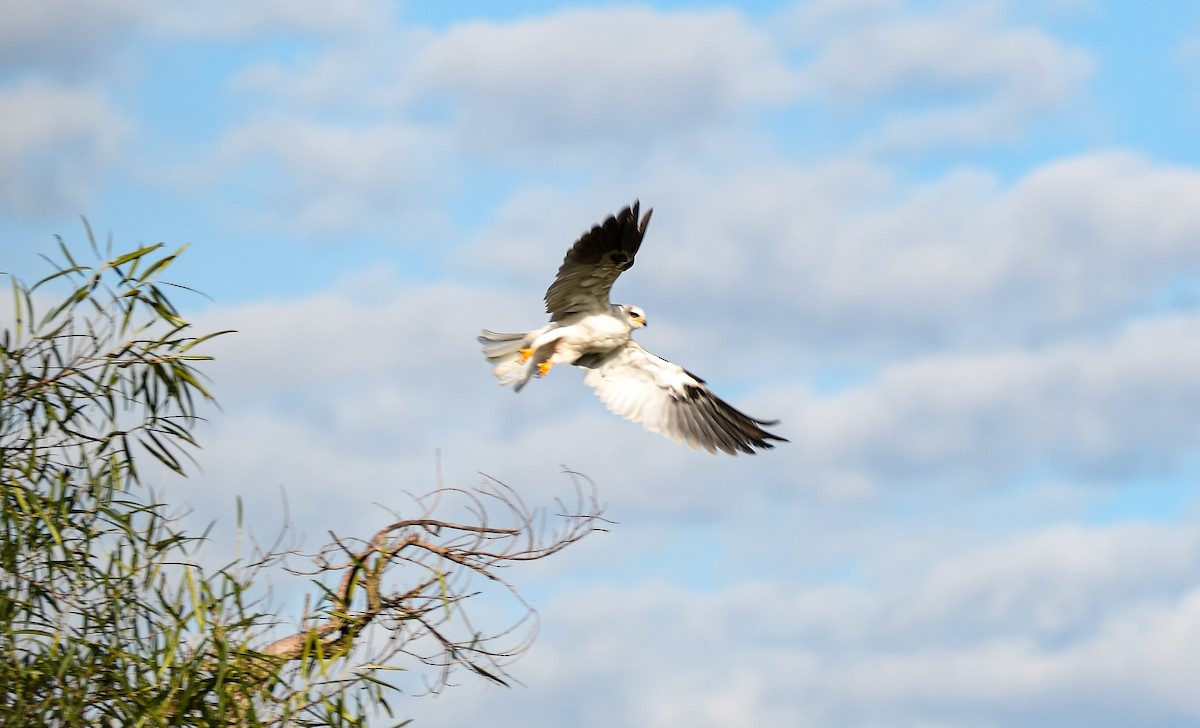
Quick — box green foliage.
[0,228,387,726]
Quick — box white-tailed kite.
[479,202,787,455]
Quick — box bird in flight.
[479,201,787,455]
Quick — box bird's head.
[619,304,647,329]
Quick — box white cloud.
[411,6,794,153]
[606,151,1200,365]
[228,39,425,113]
[224,5,794,162]
[150,0,394,39]
[397,518,1200,727]
[790,2,1094,150]
[883,522,1200,643]
[785,0,908,42]
[782,312,1200,493]
[0,0,150,76]
[197,118,452,237]
[199,2,1098,233]
[799,5,1086,106]
[0,81,128,216]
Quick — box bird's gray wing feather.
[580,342,787,455]
[544,202,653,321]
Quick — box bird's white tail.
[477,328,547,392]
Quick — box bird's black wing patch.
[544,201,653,321]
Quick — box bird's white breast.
[542,310,631,363]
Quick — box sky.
[3,0,1200,725]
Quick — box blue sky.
[4,1,1200,726]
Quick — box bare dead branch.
[256,471,605,696]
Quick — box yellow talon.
[518,347,534,363]
[537,361,553,377]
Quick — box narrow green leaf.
[107,244,164,269]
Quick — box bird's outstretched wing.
[577,342,787,455]
[544,201,653,321]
